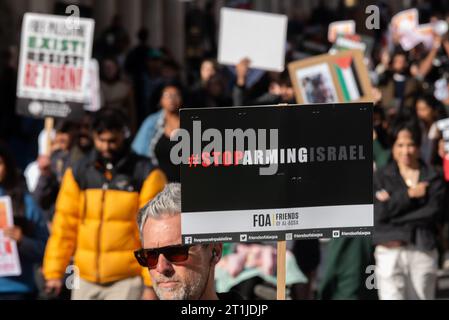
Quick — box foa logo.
[253,212,300,228]
[253,214,272,227]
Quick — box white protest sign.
[415,24,435,49]
[398,20,448,51]
[399,23,434,51]
[391,9,419,35]
[218,8,287,72]
[437,118,449,152]
[328,20,356,43]
[83,59,101,112]
[437,118,449,131]
[443,130,449,140]
[335,35,366,52]
[0,196,21,277]
[435,78,449,102]
[16,13,94,119]
[399,31,424,51]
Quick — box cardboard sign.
[218,8,287,72]
[0,196,21,277]
[16,13,94,119]
[328,20,356,43]
[288,49,373,105]
[179,103,373,244]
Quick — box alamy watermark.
[365,264,378,290]
[365,5,380,30]
[65,265,80,290]
[65,5,80,31]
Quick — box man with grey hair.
[135,183,223,300]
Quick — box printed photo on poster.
[288,49,373,105]
[295,63,338,104]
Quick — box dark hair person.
[415,94,447,165]
[132,83,183,182]
[0,144,48,300]
[373,121,445,300]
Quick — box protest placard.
[218,8,287,72]
[16,13,94,119]
[333,34,366,53]
[0,196,21,277]
[391,8,419,35]
[288,49,373,105]
[178,102,373,245]
[328,20,356,43]
[398,20,448,51]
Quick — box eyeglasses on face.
[134,244,196,269]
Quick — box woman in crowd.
[0,144,48,300]
[374,121,445,299]
[195,59,218,90]
[132,83,183,182]
[415,94,446,165]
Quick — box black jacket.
[373,161,445,250]
[72,147,156,193]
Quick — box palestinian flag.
[334,56,363,102]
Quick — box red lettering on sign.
[24,63,38,87]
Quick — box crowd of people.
[1,1,449,300]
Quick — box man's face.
[53,132,72,152]
[93,130,125,160]
[142,214,211,300]
[280,85,294,102]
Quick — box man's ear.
[212,244,223,263]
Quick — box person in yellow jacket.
[43,108,166,300]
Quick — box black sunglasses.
[134,245,196,269]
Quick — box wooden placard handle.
[276,240,287,300]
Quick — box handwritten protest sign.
[0,196,21,277]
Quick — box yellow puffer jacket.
[43,150,166,286]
